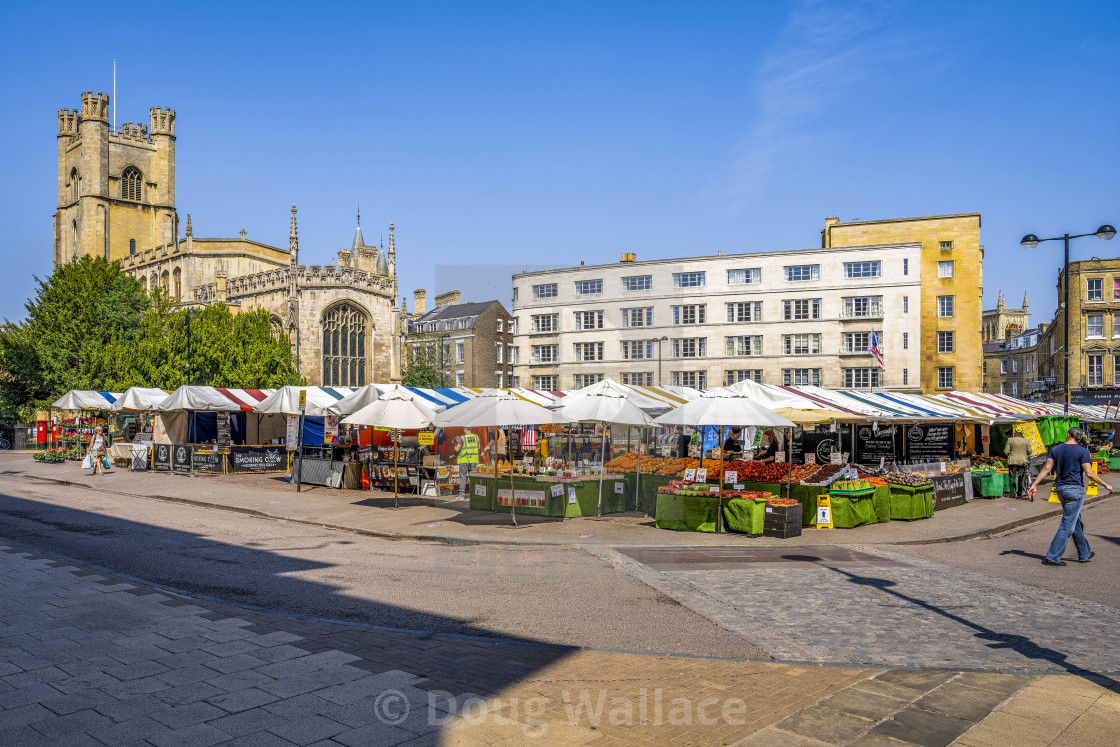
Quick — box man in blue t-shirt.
[1028,428,1113,566]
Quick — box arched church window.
[140,275,147,292]
[321,303,368,387]
[69,169,79,203]
[161,270,170,296]
[150,272,159,292]
[270,315,285,341]
[121,167,143,201]
[173,267,182,301]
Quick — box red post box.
[36,420,48,450]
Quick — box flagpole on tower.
[112,59,116,131]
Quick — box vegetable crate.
[763,521,802,539]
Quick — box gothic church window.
[69,169,79,202]
[121,167,143,201]
[140,276,147,292]
[173,268,182,301]
[322,304,368,387]
[161,270,170,294]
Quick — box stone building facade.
[404,290,515,387]
[1036,258,1120,406]
[53,91,401,386]
[982,327,1043,399]
[821,213,984,393]
[982,292,1029,343]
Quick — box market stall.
[50,390,122,461]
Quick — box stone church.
[53,91,400,385]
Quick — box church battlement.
[113,122,150,142]
[192,262,397,304]
[149,107,175,136]
[80,91,109,122]
[58,109,79,137]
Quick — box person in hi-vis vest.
[455,426,480,499]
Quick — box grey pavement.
[589,542,1120,673]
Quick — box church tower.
[54,91,178,267]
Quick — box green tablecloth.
[722,498,766,535]
[829,492,878,528]
[872,485,891,523]
[791,484,831,526]
[626,473,676,515]
[888,485,934,520]
[468,474,626,517]
[654,494,719,532]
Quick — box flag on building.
[869,330,885,370]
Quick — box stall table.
[721,498,766,535]
[468,473,627,518]
[888,484,935,520]
[828,488,879,528]
[654,494,720,532]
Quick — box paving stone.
[0,681,64,709]
[261,693,335,720]
[206,669,277,693]
[157,681,227,706]
[206,706,292,738]
[266,714,350,745]
[0,702,55,729]
[156,663,223,687]
[39,686,119,716]
[871,705,974,747]
[214,732,300,747]
[149,700,228,729]
[204,640,263,658]
[0,724,52,746]
[205,654,267,674]
[777,704,875,743]
[251,644,310,664]
[251,632,306,648]
[952,672,1036,696]
[148,721,232,747]
[29,707,112,740]
[913,682,1016,723]
[103,659,171,681]
[333,721,416,747]
[207,687,280,714]
[816,686,907,721]
[94,693,167,722]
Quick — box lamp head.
[1020,234,1040,249]
[1096,224,1117,241]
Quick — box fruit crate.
[763,502,803,523]
[763,523,802,539]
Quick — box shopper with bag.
[86,426,107,475]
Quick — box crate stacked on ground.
[762,498,803,538]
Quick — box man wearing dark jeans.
[1005,426,1031,499]
[1028,428,1112,566]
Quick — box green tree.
[401,341,445,388]
[0,256,149,411]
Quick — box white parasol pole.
[717,424,725,533]
[596,421,606,517]
[393,428,399,509]
[635,425,641,514]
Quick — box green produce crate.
[973,472,1006,498]
[887,484,934,520]
[1109,457,1120,471]
[829,487,875,497]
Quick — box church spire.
[388,222,396,276]
[351,206,365,253]
[185,214,193,237]
[289,204,299,264]
[1023,291,1029,310]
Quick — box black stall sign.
[171,444,192,474]
[799,431,841,465]
[930,472,968,510]
[845,424,901,465]
[228,446,287,474]
[192,448,224,474]
[905,424,953,461]
[152,443,172,472]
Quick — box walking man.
[454,426,480,501]
[1005,426,1031,499]
[1027,428,1112,566]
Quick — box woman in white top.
[87,426,106,475]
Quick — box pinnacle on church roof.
[352,211,365,252]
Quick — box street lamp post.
[440,333,450,388]
[655,336,669,386]
[1021,224,1116,414]
[185,308,198,386]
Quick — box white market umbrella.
[434,391,571,525]
[559,379,655,517]
[255,386,347,417]
[343,388,438,507]
[52,390,120,411]
[157,386,241,412]
[654,392,794,533]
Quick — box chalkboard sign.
[227,446,288,473]
[930,472,968,510]
[152,443,172,472]
[216,412,231,447]
[171,444,192,474]
[801,432,841,465]
[843,424,901,465]
[906,424,953,462]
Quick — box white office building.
[511,244,923,391]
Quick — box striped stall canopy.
[214,388,274,411]
[52,390,122,410]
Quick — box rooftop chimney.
[413,289,427,316]
[434,290,461,308]
[620,252,637,263]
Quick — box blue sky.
[1,0,1117,323]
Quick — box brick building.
[404,290,515,388]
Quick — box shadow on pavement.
[782,553,1118,689]
[998,549,1046,561]
[1091,534,1120,547]
[0,492,574,699]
